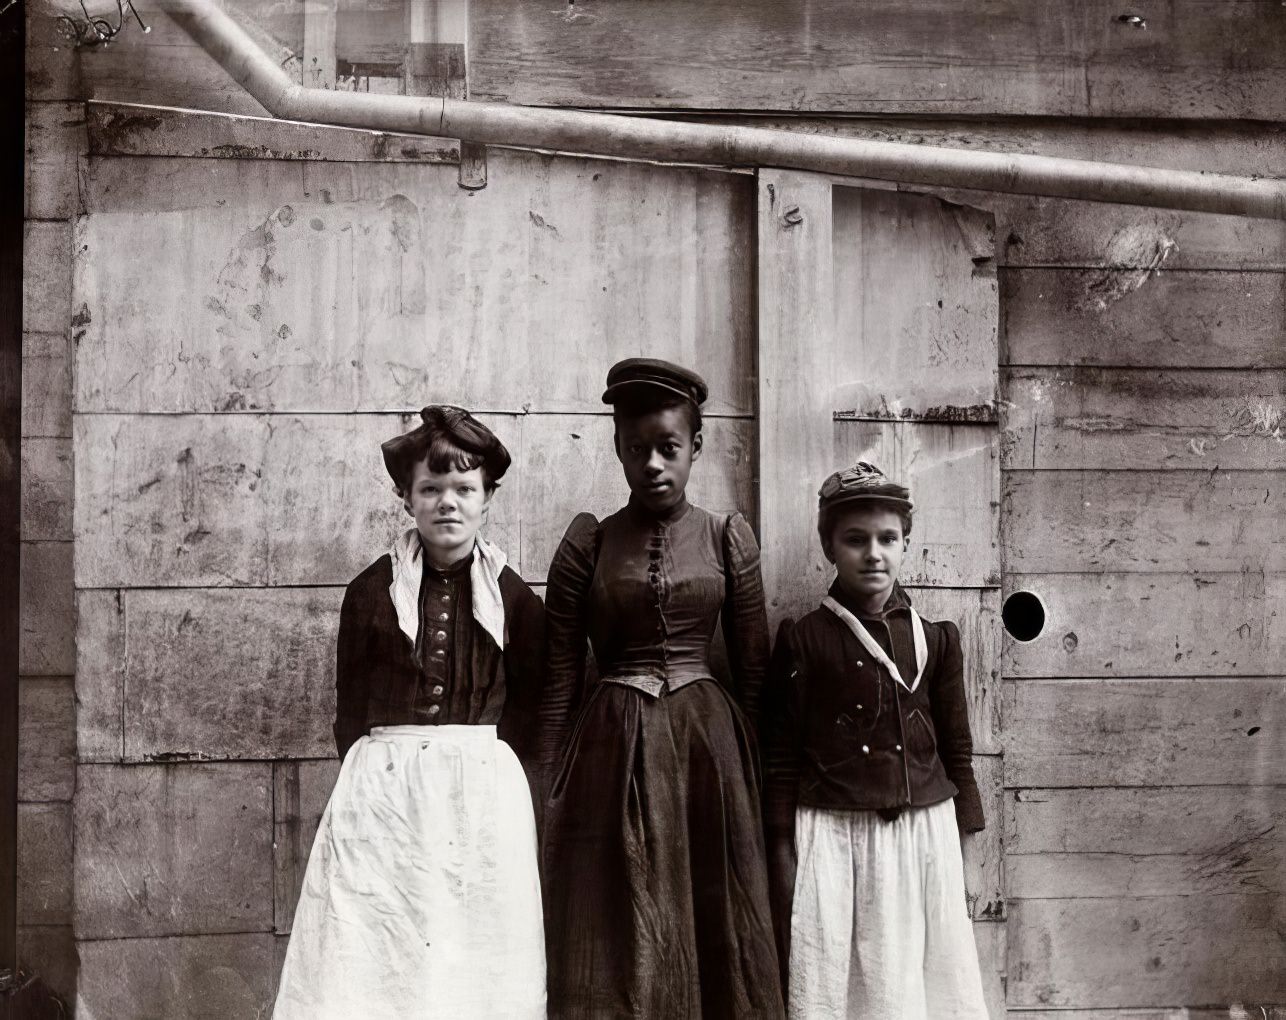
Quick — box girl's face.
[826,504,909,608]
[614,406,703,514]
[403,460,491,565]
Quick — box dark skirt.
[542,679,785,1020]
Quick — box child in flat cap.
[761,462,987,1019]
[539,358,784,1019]
[274,406,547,1020]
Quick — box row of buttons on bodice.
[646,523,670,668]
[416,572,456,720]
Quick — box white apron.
[788,799,988,1020]
[273,725,546,1020]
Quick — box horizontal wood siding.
[996,97,1286,1015]
[74,152,755,416]
[469,0,1286,119]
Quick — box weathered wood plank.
[758,170,834,632]
[832,187,998,419]
[961,754,1004,921]
[95,588,339,762]
[75,590,124,762]
[75,152,755,415]
[1003,572,1285,678]
[520,414,756,584]
[21,437,71,542]
[73,412,521,588]
[23,220,69,334]
[304,0,338,90]
[1004,678,1286,788]
[990,195,1286,270]
[1008,896,1286,1007]
[906,587,1001,756]
[76,586,335,763]
[25,101,84,220]
[469,0,1286,120]
[1003,367,1286,470]
[1004,470,1286,574]
[973,919,1006,1020]
[25,1,78,103]
[834,421,1000,587]
[22,331,71,439]
[1002,269,1286,368]
[77,932,278,1020]
[20,541,73,676]
[340,7,407,67]
[17,803,72,926]
[1010,1011,1286,1019]
[18,677,75,801]
[74,762,274,938]
[273,758,342,933]
[16,925,76,1009]
[1007,785,1286,900]
[87,102,460,163]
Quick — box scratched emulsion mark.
[380,194,427,316]
[1080,221,1177,312]
[207,204,299,411]
[1224,397,1286,443]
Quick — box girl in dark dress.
[539,359,784,1020]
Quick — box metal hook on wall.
[57,0,150,47]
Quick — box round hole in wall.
[1002,590,1046,642]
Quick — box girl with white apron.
[274,406,547,1020]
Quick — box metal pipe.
[165,0,1285,220]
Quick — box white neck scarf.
[388,529,508,651]
[822,594,927,693]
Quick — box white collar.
[388,529,508,650]
[822,595,927,693]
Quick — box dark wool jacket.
[762,581,985,839]
[333,553,546,774]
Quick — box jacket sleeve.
[761,619,802,841]
[536,513,599,782]
[499,577,548,775]
[761,618,801,979]
[930,619,985,833]
[333,581,371,761]
[721,512,771,723]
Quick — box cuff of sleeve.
[954,784,986,833]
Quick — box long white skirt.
[789,800,988,1020]
[273,725,546,1020]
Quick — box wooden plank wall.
[717,115,1286,1014]
[996,149,1286,1007]
[17,25,82,1008]
[67,120,758,1015]
[20,0,1286,1014]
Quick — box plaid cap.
[381,404,511,485]
[818,461,913,513]
[601,357,709,406]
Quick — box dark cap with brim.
[818,461,913,514]
[601,357,709,406]
[381,405,511,487]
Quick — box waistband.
[599,673,714,698]
[369,724,497,744]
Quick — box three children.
[276,369,987,1020]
